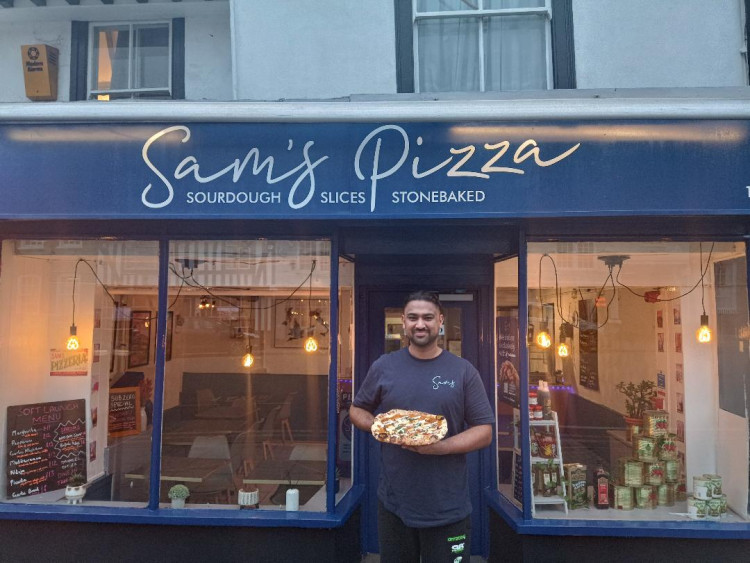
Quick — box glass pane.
[92,25,130,91]
[418,17,480,92]
[0,240,158,506]
[160,240,331,509]
[485,0,545,8]
[484,15,547,91]
[336,258,355,501]
[494,258,520,504]
[527,242,748,520]
[417,0,479,12]
[133,24,169,90]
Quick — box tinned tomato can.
[688,496,706,519]
[703,474,722,498]
[632,435,658,462]
[612,485,634,510]
[664,459,679,483]
[635,485,656,509]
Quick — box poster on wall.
[6,399,87,498]
[497,309,520,407]
[578,299,599,390]
[49,348,89,376]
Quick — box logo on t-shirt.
[432,375,456,390]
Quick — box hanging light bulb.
[241,347,255,368]
[197,297,208,310]
[66,324,79,351]
[536,322,551,349]
[304,335,319,353]
[303,259,318,353]
[697,313,712,344]
[557,340,570,358]
[557,322,572,357]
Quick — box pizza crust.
[371,409,448,446]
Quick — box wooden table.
[242,460,326,486]
[124,456,230,484]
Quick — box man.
[350,291,494,563]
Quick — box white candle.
[285,488,299,511]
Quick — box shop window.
[504,241,749,522]
[158,240,331,509]
[69,19,185,101]
[0,239,159,506]
[394,0,575,93]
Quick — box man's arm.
[403,423,492,456]
[349,404,375,432]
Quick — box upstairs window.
[396,0,574,93]
[89,22,172,100]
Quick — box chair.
[278,392,297,444]
[187,435,234,503]
[259,405,282,460]
[229,423,262,477]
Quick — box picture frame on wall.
[274,298,330,349]
[128,310,151,368]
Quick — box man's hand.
[349,405,375,432]
[403,424,492,455]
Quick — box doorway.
[353,253,496,557]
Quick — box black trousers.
[378,501,471,563]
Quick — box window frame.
[70,18,185,102]
[395,0,575,93]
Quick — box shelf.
[530,418,557,426]
[531,456,559,464]
[533,494,567,505]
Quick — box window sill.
[485,489,750,539]
[0,485,364,529]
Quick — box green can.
[687,496,706,519]
[633,435,658,462]
[719,494,728,516]
[703,474,723,497]
[657,484,675,506]
[664,459,679,483]
[613,485,634,510]
[707,498,722,520]
[644,462,664,485]
[635,485,656,509]
[658,434,678,460]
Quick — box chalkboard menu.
[108,387,141,438]
[578,299,600,390]
[6,399,87,499]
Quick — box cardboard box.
[21,44,59,101]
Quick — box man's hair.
[404,290,443,314]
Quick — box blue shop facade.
[0,102,748,561]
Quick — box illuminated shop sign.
[2,121,749,219]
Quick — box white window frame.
[412,0,553,92]
[88,20,173,100]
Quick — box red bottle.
[594,467,610,509]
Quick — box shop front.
[0,99,748,560]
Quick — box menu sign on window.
[107,387,141,438]
[6,399,87,499]
[497,311,520,407]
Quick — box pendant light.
[66,261,80,350]
[304,260,318,353]
[557,321,572,357]
[536,322,552,349]
[241,346,255,368]
[696,243,712,344]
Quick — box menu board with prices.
[107,387,141,438]
[6,399,87,499]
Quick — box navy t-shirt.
[353,347,494,527]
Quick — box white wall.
[0,20,71,102]
[229,0,396,100]
[0,0,231,102]
[573,0,747,88]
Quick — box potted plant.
[168,484,190,509]
[65,473,87,504]
[615,379,656,440]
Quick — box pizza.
[371,409,448,446]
